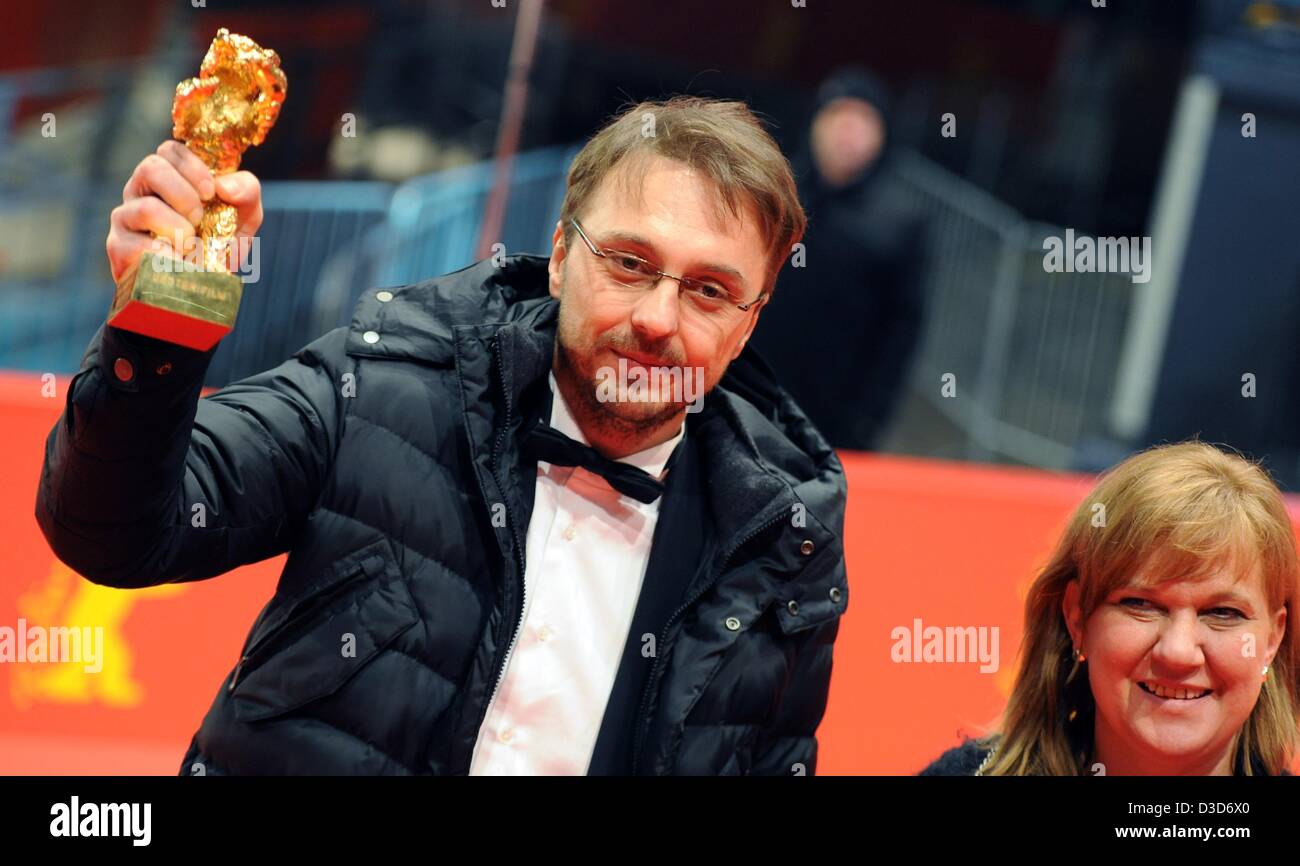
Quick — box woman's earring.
[1073,647,1087,663]
[1262,665,1269,681]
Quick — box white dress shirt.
[467,370,686,775]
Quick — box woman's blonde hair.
[981,440,1300,775]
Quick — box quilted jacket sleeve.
[35,321,349,589]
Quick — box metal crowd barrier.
[888,149,1136,469]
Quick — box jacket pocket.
[772,552,847,636]
[229,538,419,722]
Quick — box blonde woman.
[920,441,1298,775]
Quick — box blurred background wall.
[12,0,1297,480]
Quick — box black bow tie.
[522,419,668,504]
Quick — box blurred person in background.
[751,67,929,452]
[920,441,1298,776]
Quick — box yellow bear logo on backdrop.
[9,561,184,710]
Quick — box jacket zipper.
[467,336,528,763]
[630,505,790,774]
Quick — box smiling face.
[1064,554,1287,775]
[546,153,770,452]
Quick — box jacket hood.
[343,254,847,554]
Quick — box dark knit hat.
[814,66,893,123]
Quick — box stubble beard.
[553,319,686,442]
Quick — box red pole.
[476,0,546,261]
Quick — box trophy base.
[107,251,242,351]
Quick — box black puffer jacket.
[36,254,849,775]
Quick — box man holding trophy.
[37,29,849,776]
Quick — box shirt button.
[376,290,394,302]
[362,330,380,344]
[562,524,577,541]
[113,357,134,382]
[499,727,515,744]
[537,625,553,642]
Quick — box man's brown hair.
[558,95,806,300]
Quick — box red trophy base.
[107,251,242,351]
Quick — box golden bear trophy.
[108,28,287,351]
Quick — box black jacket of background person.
[751,74,928,452]
[35,254,850,775]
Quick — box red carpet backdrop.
[5,371,1299,775]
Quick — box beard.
[552,306,706,441]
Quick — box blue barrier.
[0,145,578,385]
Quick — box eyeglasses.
[569,218,766,328]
